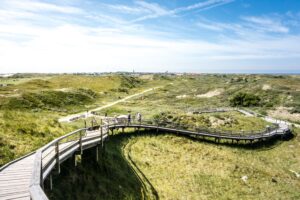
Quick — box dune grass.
[127,130,300,200]
[0,110,80,165]
[47,129,300,200]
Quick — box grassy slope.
[48,129,300,200]
[96,75,300,119]
[127,131,300,200]
[0,74,161,165]
[1,74,300,198]
[0,111,79,165]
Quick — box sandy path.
[59,87,160,122]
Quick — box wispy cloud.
[132,0,235,22]
[242,16,289,33]
[196,19,240,32]
[174,0,234,12]
[196,14,291,38]
[107,4,149,15]
[5,0,83,14]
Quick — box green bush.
[230,92,261,107]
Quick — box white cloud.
[132,0,235,22]
[0,0,299,73]
[135,1,169,16]
[174,0,234,12]
[4,0,83,14]
[0,21,300,73]
[107,4,149,15]
[242,16,289,33]
[196,20,241,32]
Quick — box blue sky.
[0,0,300,73]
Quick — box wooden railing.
[30,124,108,200]
[29,117,290,199]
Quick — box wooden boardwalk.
[0,113,292,200]
[0,128,107,200]
[0,154,35,200]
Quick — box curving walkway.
[0,111,292,200]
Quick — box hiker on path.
[136,112,142,124]
[127,112,131,125]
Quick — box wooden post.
[107,122,110,141]
[84,120,87,135]
[101,125,103,148]
[74,154,77,167]
[79,130,83,155]
[96,145,99,162]
[55,142,60,174]
[50,174,53,191]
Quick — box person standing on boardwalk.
[127,112,131,125]
[136,112,142,124]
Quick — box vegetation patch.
[152,111,272,133]
[230,92,261,107]
[47,130,300,200]
[3,89,97,111]
[127,132,300,200]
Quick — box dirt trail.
[59,87,160,122]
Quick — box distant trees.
[230,92,261,107]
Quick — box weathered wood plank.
[0,190,29,197]
[0,192,30,200]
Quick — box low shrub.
[230,92,261,107]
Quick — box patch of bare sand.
[54,88,72,92]
[0,93,21,98]
[262,84,271,90]
[196,89,224,98]
[268,107,300,123]
[176,94,190,99]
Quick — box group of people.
[127,112,142,124]
[104,111,142,125]
[126,112,142,125]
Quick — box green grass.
[127,131,300,200]
[1,73,300,199]
[47,129,300,200]
[0,74,170,166]
[0,110,80,165]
